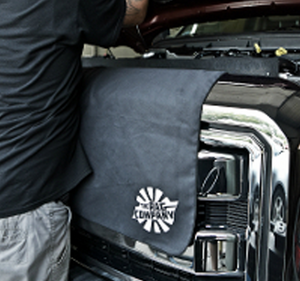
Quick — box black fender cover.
[71,67,223,255]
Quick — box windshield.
[155,15,300,41]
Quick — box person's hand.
[123,0,149,27]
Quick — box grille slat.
[197,199,248,232]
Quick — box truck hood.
[117,0,300,52]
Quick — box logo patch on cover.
[132,187,179,234]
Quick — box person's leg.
[0,201,71,281]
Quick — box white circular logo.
[132,187,179,234]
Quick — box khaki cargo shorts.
[0,201,71,281]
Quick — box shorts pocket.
[48,202,71,281]
[0,222,27,264]
[52,242,70,281]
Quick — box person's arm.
[123,0,149,27]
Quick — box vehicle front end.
[71,1,300,280]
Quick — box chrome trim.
[200,127,265,278]
[201,105,289,152]
[195,230,237,242]
[201,105,290,281]
[194,231,238,273]
[198,150,242,198]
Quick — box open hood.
[117,0,300,53]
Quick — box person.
[0,0,148,280]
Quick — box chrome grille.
[198,201,248,232]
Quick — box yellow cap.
[275,47,288,57]
[254,43,261,54]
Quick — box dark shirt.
[0,0,126,218]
